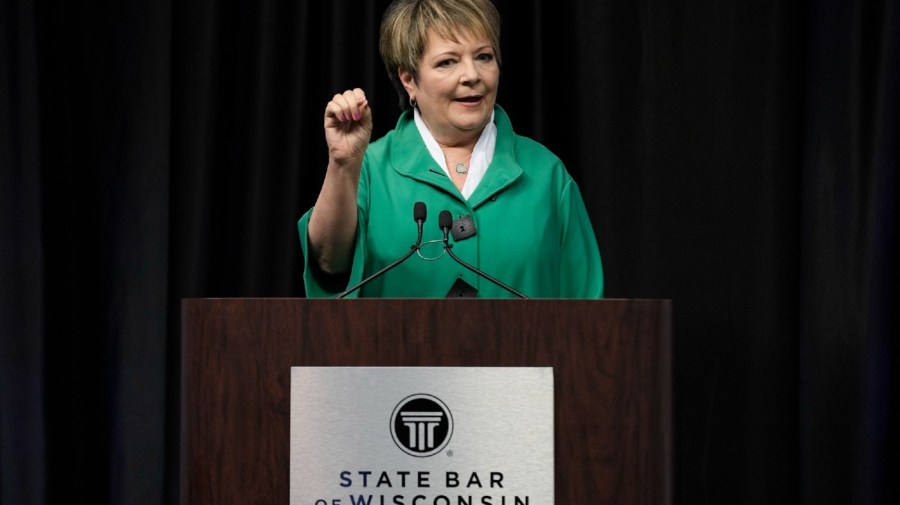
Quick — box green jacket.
[298,106,604,298]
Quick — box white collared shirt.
[413,108,496,199]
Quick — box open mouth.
[455,96,482,103]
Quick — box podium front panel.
[181,298,672,505]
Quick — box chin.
[454,119,489,132]
[453,110,491,129]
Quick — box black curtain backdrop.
[1,0,896,504]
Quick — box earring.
[409,97,418,109]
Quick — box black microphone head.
[439,210,453,230]
[413,201,426,222]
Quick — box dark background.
[1,0,896,504]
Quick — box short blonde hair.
[379,0,502,109]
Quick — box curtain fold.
[800,1,898,503]
[1,0,47,502]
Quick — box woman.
[298,0,603,298]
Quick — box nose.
[459,58,480,85]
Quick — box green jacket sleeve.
[296,207,368,298]
[559,180,605,298]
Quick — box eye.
[436,58,456,68]
[476,52,494,62]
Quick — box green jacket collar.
[388,105,524,208]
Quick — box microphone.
[335,202,427,298]
[438,210,528,299]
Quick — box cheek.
[482,75,500,93]
[422,80,453,99]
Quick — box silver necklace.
[447,153,472,175]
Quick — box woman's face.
[400,29,500,145]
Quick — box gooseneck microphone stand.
[335,202,427,299]
[438,210,528,299]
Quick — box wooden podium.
[181,298,672,505]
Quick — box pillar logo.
[390,394,453,457]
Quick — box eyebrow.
[429,44,494,58]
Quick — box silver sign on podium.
[290,367,554,505]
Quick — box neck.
[423,125,482,151]
[440,144,474,162]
